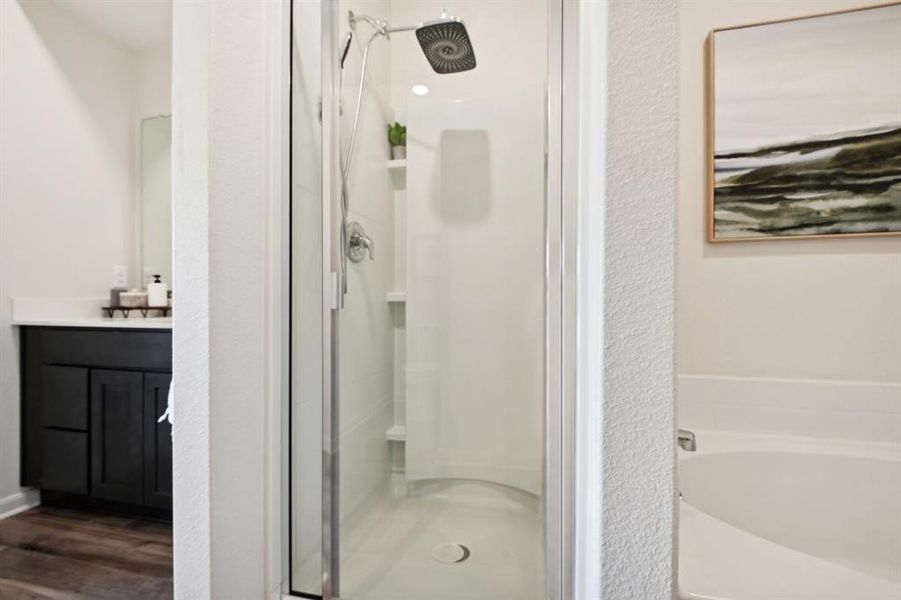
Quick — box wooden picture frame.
[706,2,901,242]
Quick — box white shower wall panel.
[405,88,545,495]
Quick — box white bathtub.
[678,430,901,600]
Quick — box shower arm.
[385,24,418,34]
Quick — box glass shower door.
[291,1,559,598]
[290,0,324,595]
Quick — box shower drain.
[431,542,471,564]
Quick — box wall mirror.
[140,115,172,289]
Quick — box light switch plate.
[112,265,128,288]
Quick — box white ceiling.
[49,0,172,52]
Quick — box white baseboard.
[0,488,40,521]
[678,374,901,443]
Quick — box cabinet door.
[41,366,89,430]
[91,370,144,503]
[41,430,88,494]
[143,373,173,508]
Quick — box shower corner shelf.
[386,159,407,171]
[385,425,406,442]
[386,291,406,303]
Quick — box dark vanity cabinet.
[21,327,172,511]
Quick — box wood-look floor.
[0,506,172,599]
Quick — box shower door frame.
[290,1,577,598]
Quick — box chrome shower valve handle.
[347,221,374,262]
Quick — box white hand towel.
[158,378,174,436]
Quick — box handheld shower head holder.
[348,11,390,38]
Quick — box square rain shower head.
[415,19,477,74]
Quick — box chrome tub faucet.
[677,429,696,452]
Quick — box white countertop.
[11,297,173,330]
[13,316,172,329]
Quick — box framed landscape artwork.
[707,3,901,241]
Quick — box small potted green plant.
[387,122,406,160]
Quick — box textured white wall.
[207,2,269,594]
[0,0,140,518]
[603,0,678,598]
[173,1,286,598]
[171,0,211,596]
[677,1,901,436]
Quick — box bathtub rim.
[677,428,901,464]
[676,427,901,600]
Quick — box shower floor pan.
[296,478,543,600]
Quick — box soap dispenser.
[148,275,168,307]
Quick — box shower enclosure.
[290,2,565,598]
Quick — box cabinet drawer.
[40,329,171,371]
[41,366,88,430]
[41,429,88,494]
